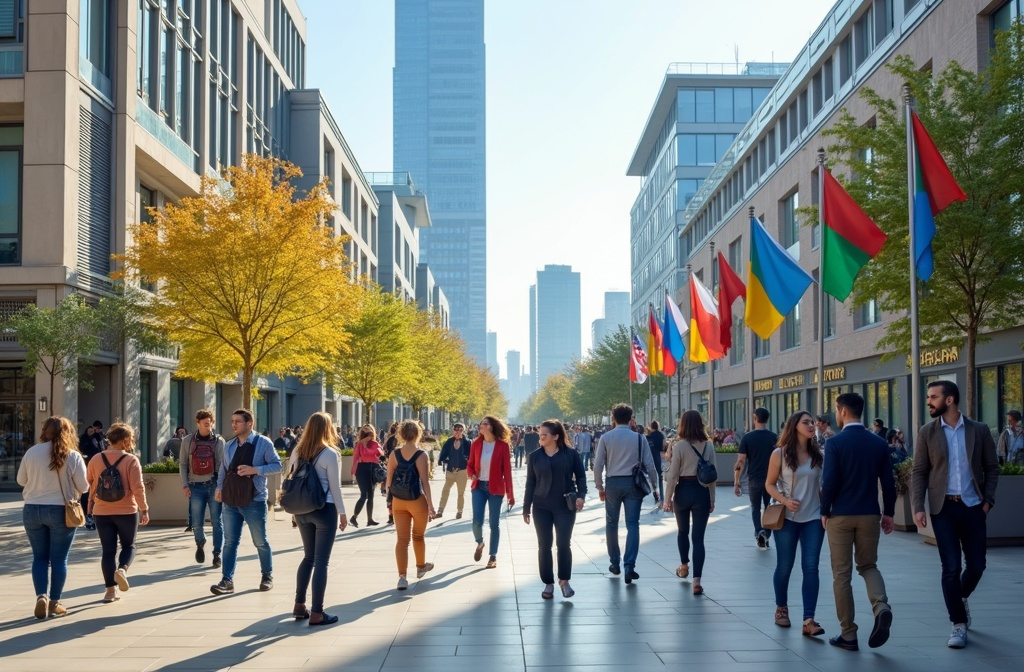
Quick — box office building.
[503,349,528,420]
[591,291,631,349]
[529,265,581,392]
[393,0,487,365]
[486,331,499,375]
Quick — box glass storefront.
[978,362,1023,438]
[0,368,35,489]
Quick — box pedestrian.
[162,426,187,459]
[523,425,540,457]
[349,425,383,528]
[523,419,587,599]
[436,423,470,519]
[386,420,435,590]
[18,416,89,618]
[646,421,665,496]
[735,407,778,549]
[765,411,826,636]
[815,415,835,444]
[912,380,999,649]
[513,427,526,469]
[594,403,659,584]
[820,392,896,652]
[662,410,715,595]
[87,422,149,604]
[211,408,282,595]
[467,415,515,569]
[78,424,102,530]
[288,412,348,625]
[179,409,226,568]
[380,422,399,524]
[996,410,1023,465]
[872,418,888,439]
[573,425,593,472]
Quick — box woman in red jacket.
[467,416,515,568]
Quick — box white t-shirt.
[480,441,495,479]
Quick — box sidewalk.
[0,467,1022,671]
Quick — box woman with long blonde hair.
[467,415,515,569]
[18,416,89,618]
[287,412,348,626]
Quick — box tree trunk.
[242,366,253,415]
[362,397,373,425]
[965,328,977,419]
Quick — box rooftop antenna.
[734,44,739,72]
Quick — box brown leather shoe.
[775,606,791,628]
[48,601,68,618]
[803,619,825,636]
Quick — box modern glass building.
[529,265,581,393]
[393,0,487,365]
[591,291,631,349]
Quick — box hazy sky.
[300,0,827,378]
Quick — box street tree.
[569,326,655,417]
[404,310,466,419]
[119,154,358,413]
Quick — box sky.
[299,0,828,378]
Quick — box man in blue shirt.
[912,380,998,650]
[212,408,282,595]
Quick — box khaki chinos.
[438,468,468,515]
[826,515,890,641]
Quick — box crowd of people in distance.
[17,379,1002,652]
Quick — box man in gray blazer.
[912,380,998,650]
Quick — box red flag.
[629,333,648,384]
[911,111,966,216]
[717,252,746,351]
[648,305,670,376]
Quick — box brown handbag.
[57,465,86,528]
[761,467,796,531]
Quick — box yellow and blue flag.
[744,217,813,339]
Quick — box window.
[992,1,1021,48]
[715,88,733,123]
[799,89,810,131]
[780,190,800,250]
[855,5,875,67]
[341,171,353,218]
[728,236,742,270]
[782,303,801,350]
[874,0,894,42]
[734,88,752,120]
[0,126,21,264]
[139,184,157,289]
[839,35,853,84]
[80,0,112,96]
[678,89,696,122]
[823,57,834,101]
[754,335,771,359]
[812,69,823,116]
[854,298,881,328]
[730,317,746,366]
[695,89,715,122]
[697,135,715,165]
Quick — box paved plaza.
[1,468,1022,671]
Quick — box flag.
[745,217,814,339]
[629,332,648,384]
[821,169,887,301]
[717,251,746,351]
[688,274,725,363]
[647,305,664,376]
[911,110,967,282]
[662,290,687,363]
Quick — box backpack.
[390,449,424,501]
[190,435,217,477]
[94,454,128,502]
[279,448,327,515]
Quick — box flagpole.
[708,242,716,433]
[905,84,923,444]
[748,206,756,431]
[817,149,826,419]
[629,326,635,409]
[666,288,674,429]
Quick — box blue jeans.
[189,481,223,554]
[773,517,826,619]
[604,476,643,571]
[24,504,77,600]
[221,499,272,581]
[471,483,504,556]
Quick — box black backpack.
[279,448,328,515]
[390,449,424,501]
[95,454,127,502]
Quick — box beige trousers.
[826,514,891,640]
[438,469,468,514]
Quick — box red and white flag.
[630,333,649,384]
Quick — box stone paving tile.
[2,467,1024,671]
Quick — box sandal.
[693,584,704,596]
[293,603,310,620]
[675,565,689,578]
[486,556,497,569]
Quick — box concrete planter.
[892,493,915,532]
[716,452,738,486]
[918,475,1024,546]
[143,473,190,526]
[341,454,354,485]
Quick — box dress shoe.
[828,635,859,651]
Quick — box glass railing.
[666,61,789,76]
[135,97,199,171]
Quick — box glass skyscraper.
[394,0,487,364]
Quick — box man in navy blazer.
[912,380,998,650]
[820,392,896,652]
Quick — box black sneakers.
[624,570,640,584]
[259,575,274,592]
[195,540,206,564]
[212,553,222,569]
[757,532,770,550]
[210,579,234,595]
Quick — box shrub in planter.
[142,457,180,473]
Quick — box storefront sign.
[778,374,805,390]
[908,347,959,369]
[754,378,774,392]
[813,366,847,383]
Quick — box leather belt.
[448,468,463,473]
[678,476,698,481]
[945,495,963,502]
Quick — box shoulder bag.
[762,465,796,531]
[221,440,257,507]
[689,441,719,486]
[57,463,85,528]
[632,435,653,496]
[562,449,579,511]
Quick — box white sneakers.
[947,624,967,649]
[115,568,130,592]
[397,576,409,591]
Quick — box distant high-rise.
[591,291,631,349]
[530,265,582,392]
[486,331,499,375]
[394,0,487,364]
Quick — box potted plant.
[891,459,915,531]
[339,448,354,484]
[142,458,189,525]
[714,445,739,486]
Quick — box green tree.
[404,310,466,418]
[518,373,571,425]
[569,326,657,417]
[824,24,1024,415]
[3,295,101,404]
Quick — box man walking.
[523,426,540,459]
[594,404,659,584]
[815,415,835,444]
[821,392,896,652]
[912,380,998,649]
[212,409,281,595]
[646,421,665,497]
[574,426,593,471]
[734,408,777,549]
[997,410,1023,465]
[436,423,470,519]
[180,409,226,568]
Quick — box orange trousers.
[392,496,429,575]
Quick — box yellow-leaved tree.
[119,154,358,412]
[404,310,466,418]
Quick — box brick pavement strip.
[1,468,1023,671]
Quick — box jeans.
[604,476,643,571]
[532,500,576,584]
[749,480,772,539]
[514,447,525,468]
[826,514,890,641]
[221,499,273,581]
[581,452,592,471]
[189,481,223,554]
[930,499,987,624]
[471,483,504,556]
[295,503,338,613]
[673,480,711,577]
[393,495,430,574]
[352,463,377,522]
[773,518,826,619]
[24,504,77,600]
[94,513,139,587]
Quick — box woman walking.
[380,422,399,524]
[467,416,515,569]
[386,421,435,590]
[18,416,89,618]
[523,420,586,599]
[87,423,148,603]
[288,412,348,626]
[349,426,383,528]
[765,411,826,636]
[663,410,716,595]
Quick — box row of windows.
[271,0,304,87]
[0,0,25,43]
[678,134,737,167]
[676,87,772,125]
[245,34,284,158]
